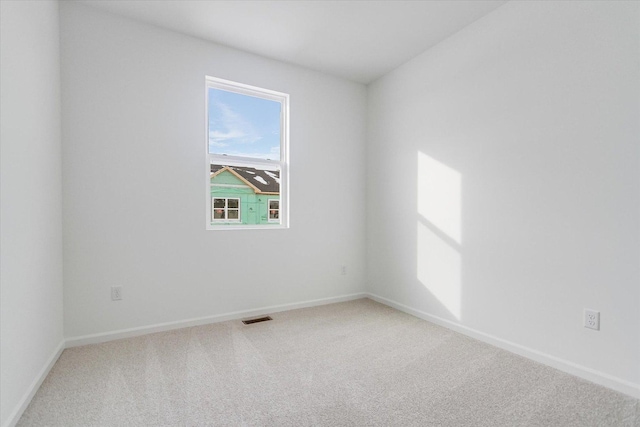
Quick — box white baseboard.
[366,292,640,400]
[2,340,65,427]
[66,292,367,348]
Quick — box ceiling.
[78,0,508,84]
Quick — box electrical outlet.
[584,309,599,330]
[340,265,347,276]
[111,286,123,301]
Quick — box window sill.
[206,224,289,231]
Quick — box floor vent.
[242,316,272,325]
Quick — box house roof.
[211,164,280,194]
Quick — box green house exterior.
[210,166,280,226]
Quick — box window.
[212,198,240,222]
[268,199,279,222]
[206,76,289,230]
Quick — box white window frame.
[205,76,289,230]
[211,197,241,223]
[268,199,280,223]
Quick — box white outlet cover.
[584,309,600,330]
[111,286,123,301]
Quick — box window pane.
[207,77,288,230]
[208,88,281,160]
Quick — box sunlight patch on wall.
[417,221,461,319]
[416,151,462,320]
[417,152,461,244]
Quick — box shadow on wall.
[416,151,462,321]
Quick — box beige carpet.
[18,299,640,426]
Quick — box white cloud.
[209,103,262,145]
[209,139,229,148]
[209,129,244,141]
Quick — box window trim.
[211,197,241,223]
[268,198,280,223]
[205,76,289,230]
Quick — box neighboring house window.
[206,76,289,229]
[268,199,279,222]
[212,198,240,222]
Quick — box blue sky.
[208,88,281,160]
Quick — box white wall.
[60,3,367,338]
[367,0,639,392]
[0,1,64,425]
